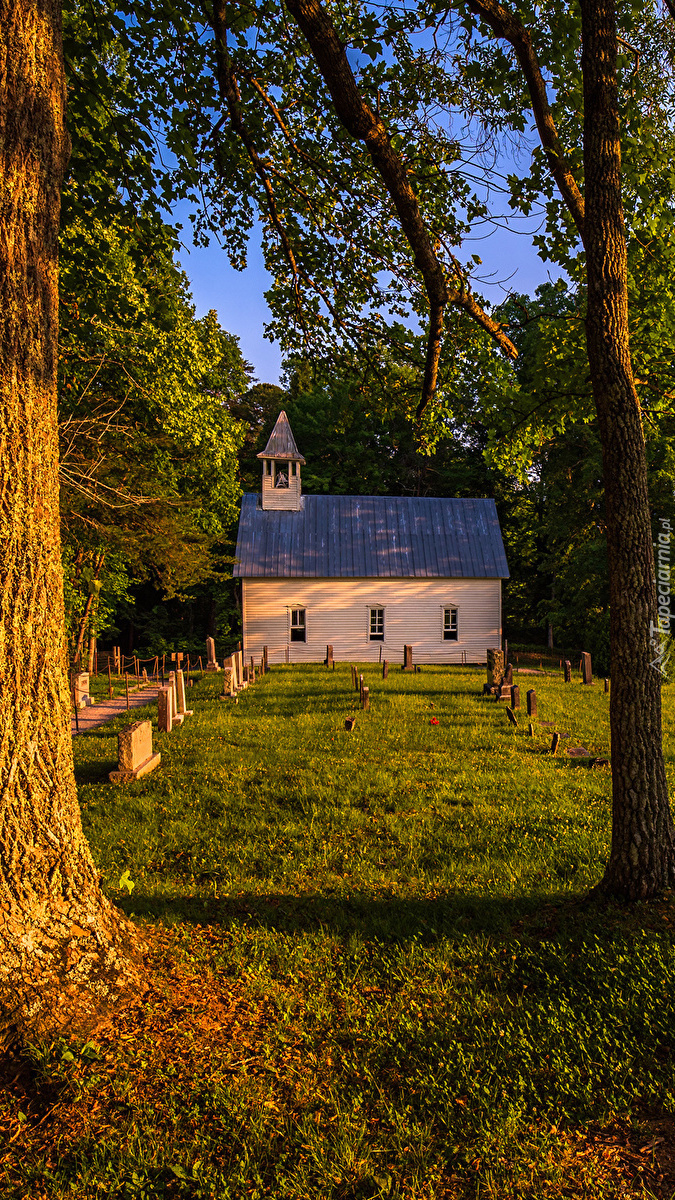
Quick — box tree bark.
[0,0,142,1043]
[580,0,674,897]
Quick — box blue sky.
[176,214,563,386]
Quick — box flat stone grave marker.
[109,719,161,783]
[567,746,592,757]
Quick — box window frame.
[289,606,307,643]
[368,605,385,642]
[442,604,459,642]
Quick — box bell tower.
[258,411,305,511]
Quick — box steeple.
[257,411,305,510]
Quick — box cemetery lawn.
[4,665,675,1199]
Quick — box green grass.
[4,664,675,1199]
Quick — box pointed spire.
[257,411,306,463]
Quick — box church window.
[369,607,385,641]
[290,608,306,642]
[443,607,458,640]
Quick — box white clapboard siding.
[242,577,502,665]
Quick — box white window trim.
[441,603,460,642]
[287,604,308,643]
[366,604,386,642]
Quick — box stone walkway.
[71,684,161,736]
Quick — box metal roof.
[256,411,306,462]
[233,495,509,578]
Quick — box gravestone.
[109,719,161,783]
[158,686,173,733]
[504,662,513,685]
[176,669,193,718]
[604,678,609,693]
[581,651,593,685]
[403,644,414,672]
[168,672,184,726]
[526,689,537,718]
[205,636,220,672]
[382,660,389,679]
[506,706,518,727]
[355,668,360,692]
[550,732,560,755]
[511,685,520,709]
[564,660,572,683]
[325,645,334,668]
[237,650,244,686]
[486,648,504,688]
[528,722,534,737]
[73,673,92,709]
[362,686,370,711]
[345,716,356,732]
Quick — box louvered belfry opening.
[257,411,306,511]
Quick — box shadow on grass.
[118,887,602,944]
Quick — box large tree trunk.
[580,0,675,898]
[0,0,142,1044]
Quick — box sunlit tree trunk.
[580,0,674,897]
[0,0,142,1043]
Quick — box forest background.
[61,0,675,677]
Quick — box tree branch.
[461,0,586,239]
[283,0,517,419]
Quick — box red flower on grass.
[430,717,439,725]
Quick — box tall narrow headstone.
[551,732,560,755]
[326,645,334,668]
[403,644,414,672]
[511,685,520,710]
[158,686,173,733]
[382,660,389,679]
[504,662,513,685]
[73,673,92,709]
[205,636,220,672]
[362,686,370,711]
[263,645,268,672]
[486,648,504,688]
[168,672,184,726]
[176,669,193,717]
[604,677,609,693]
[109,719,161,783]
[564,660,572,683]
[581,651,593,685]
[526,689,537,718]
